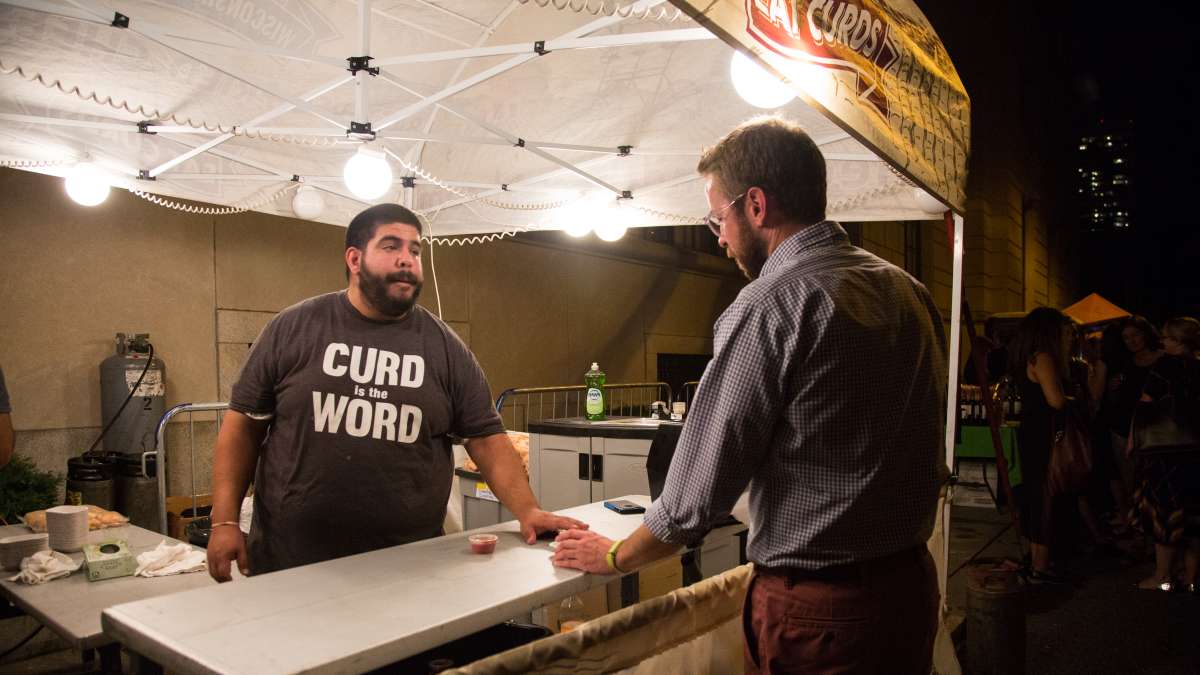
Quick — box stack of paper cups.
[0,533,49,570]
[46,505,89,552]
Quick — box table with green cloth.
[954,423,1022,488]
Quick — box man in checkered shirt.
[554,117,947,674]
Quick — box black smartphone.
[604,499,646,515]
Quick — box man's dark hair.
[697,116,826,225]
[344,204,422,278]
[346,203,423,250]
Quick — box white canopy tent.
[0,0,969,670]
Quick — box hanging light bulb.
[595,195,634,242]
[64,161,110,206]
[562,192,607,237]
[730,51,796,109]
[343,146,392,200]
[564,219,592,237]
[594,219,627,242]
[291,185,326,220]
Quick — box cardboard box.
[637,556,683,601]
[167,494,213,541]
[84,540,137,581]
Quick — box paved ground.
[948,504,1200,674]
[4,506,1198,673]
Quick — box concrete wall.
[0,168,742,500]
[922,0,1081,328]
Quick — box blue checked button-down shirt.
[644,221,948,569]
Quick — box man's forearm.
[465,433,538,519]
[211,412,266,522]
[616,524,681,572]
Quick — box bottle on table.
[559,595,586,633]
[584,363,606,421]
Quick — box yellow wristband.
[210,521,240,529]
[606,539,627,574]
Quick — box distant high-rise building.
[1077,120,1134,232]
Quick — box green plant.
[0,455,62,524]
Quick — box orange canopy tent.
[1063,293,1132,326]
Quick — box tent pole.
[147,75,352,178]
[355,0,371,125]
[374,0,669,132]
[942,212,965,604]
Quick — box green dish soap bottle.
[584,362,606,421]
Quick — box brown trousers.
[743,547,939,675]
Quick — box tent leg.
[943,213,965,598]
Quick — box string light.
[343,146,392,200]
[730,51,796,109]
[291,185,326,219]
[64,161,110,206]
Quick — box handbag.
[1046,402,1092,496]
[1130,366,1200,454]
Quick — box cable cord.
[423,209,445,319]
[0,158,73,169]
[628,203,702,225]
[393,151,577,215]
[130,182,299,216]
[82,343,153,457]
[0,625,42,662]
[426,231,521,247]
[516,0,687,22]
[0,57,336,146]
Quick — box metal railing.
[153,402,229,535]
[494,382,672,432]
[680,381,701,410]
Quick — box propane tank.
[99,333,166,455]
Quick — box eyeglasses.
[705,192,747,236]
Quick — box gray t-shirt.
[230,291,504,573]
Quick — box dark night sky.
[1066,1,1200,318]
[923,0,1200,320]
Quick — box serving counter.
[101,495,738,675]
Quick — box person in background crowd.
[0,366,12,469]
[1069,327,1116,552]
[1092,322,1133,528]
[1110,317,1163,503]
[551,117,948,673]
[1130,317,1200,591]
[1010,307,1076,583]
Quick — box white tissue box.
[83,540,137,581]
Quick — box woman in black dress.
[1110,317,1163,491]
[1010,307,1076,583]
[1130,317,1200,591]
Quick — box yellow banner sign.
[674,0,970,211]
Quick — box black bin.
[373,622,552,673]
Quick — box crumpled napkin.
[7,550,81,585]
[136,540,207,577]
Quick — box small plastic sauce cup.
[469,533,498,554]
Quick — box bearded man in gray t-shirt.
[207,204,586,580]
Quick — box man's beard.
[729,218,768,280]
[358,264,422,318]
